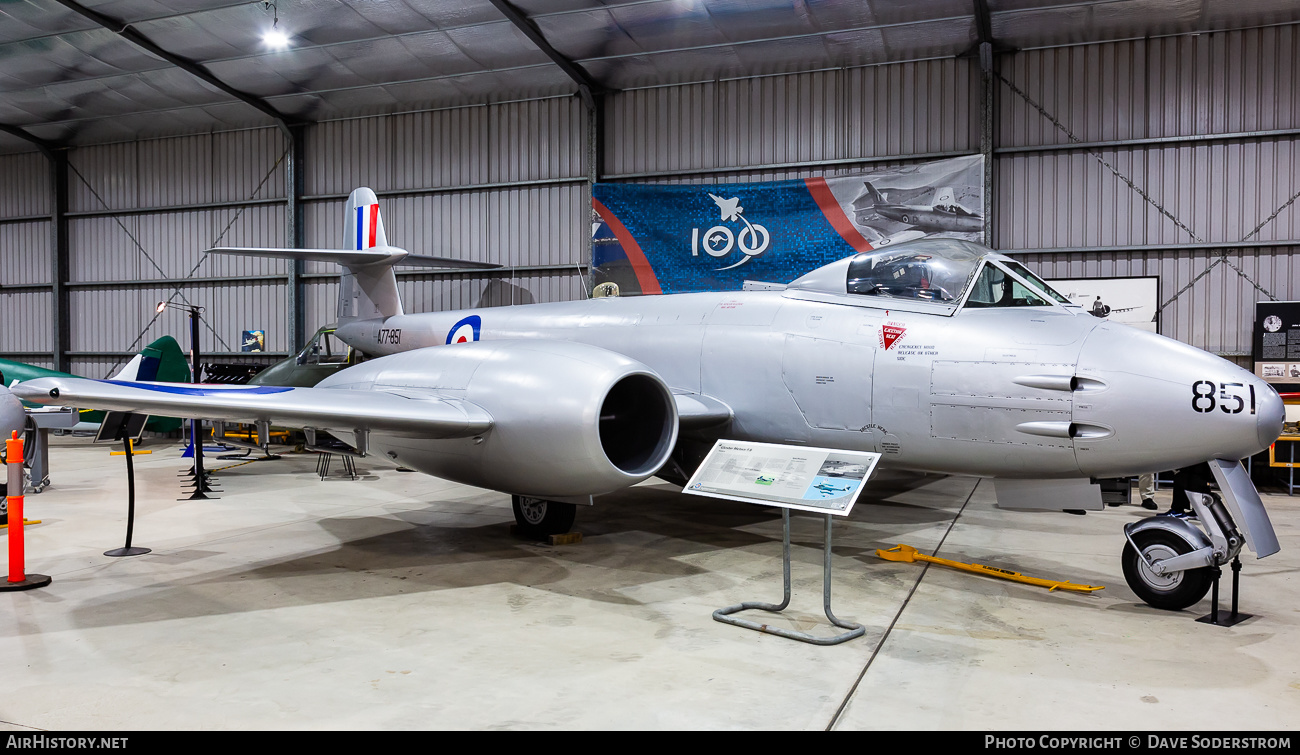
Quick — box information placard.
[682,440,881,516]
[1253,300,1300,393]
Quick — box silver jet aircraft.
[15,188,1283,611]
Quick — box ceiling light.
[261,1,290,50]
[263,27,290,49]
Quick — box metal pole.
[286,125,306,353]
[105,437,150,557]
[822,514,864,640]
[50,152,70,373]
[1209,565,1221,625]
[585,95,599,297]
[713,509,862,645]
[1230,557,1242,622]
[124,437,135,548]
[979,41,994,247]
[191,309,205,492]
[181,308,217,500]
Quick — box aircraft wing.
[11,378,493,440]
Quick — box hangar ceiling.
[2,0,1300,153]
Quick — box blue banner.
[591,156,984,295]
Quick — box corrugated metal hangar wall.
[1,24,1298,376]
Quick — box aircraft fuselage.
[873,206,984,233]
[334,290,1279,481]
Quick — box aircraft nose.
[1256,381,1284,449]
[1073,323,1277,477]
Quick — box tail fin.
[863,181,886,205]
[110,336,191,382]
[347,187,388,251]
[338,188,402,322]
[208,187,496,325]
[932,186,956,208]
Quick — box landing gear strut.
[511,495,576,539]
[1121,475,1264,618]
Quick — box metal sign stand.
[95,414,152,558]
[713,509,865,645]
[105,437,150,558]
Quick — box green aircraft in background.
[0,336,190,433]
[247,325,362,388]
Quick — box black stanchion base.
[1196,611,1253,627]
[104,547,151,558]
[179,491,218,500]
[0,574,52,591]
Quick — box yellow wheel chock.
[876,544,1103,593]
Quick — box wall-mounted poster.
[1253,301,1300,393]
[1042,276,1159,332]
[591,155,984,295]
[241,330,265,352]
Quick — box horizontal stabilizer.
[400,253,502,270]
[207,246,496,270]
[13,377,494,440]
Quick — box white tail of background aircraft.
[209,188,493,325]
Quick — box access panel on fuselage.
[927,359,1082,476]
[781,334,874,432]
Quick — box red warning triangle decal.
[881,324,907,350]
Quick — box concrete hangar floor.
[1,434,1297,731]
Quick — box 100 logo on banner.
[690,192,771,270]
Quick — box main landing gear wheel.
[511,495,577,539]
[1122,530,1213,610]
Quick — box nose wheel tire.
[511,495,577,539]
[1122,530,1213,610]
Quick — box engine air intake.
[599,374,675,476]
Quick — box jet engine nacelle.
[317,340,679,498]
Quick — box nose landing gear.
[1121,482,1257,620]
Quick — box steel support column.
[0,125,69,371]
[585,93,604,296]
[286,125,306,353]
[49,151,70,373]
[971,0,997,247]
[980,42,994,246]
[485,0,609,299]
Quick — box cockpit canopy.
[845,239,984,302]
[784,238,1072,315]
